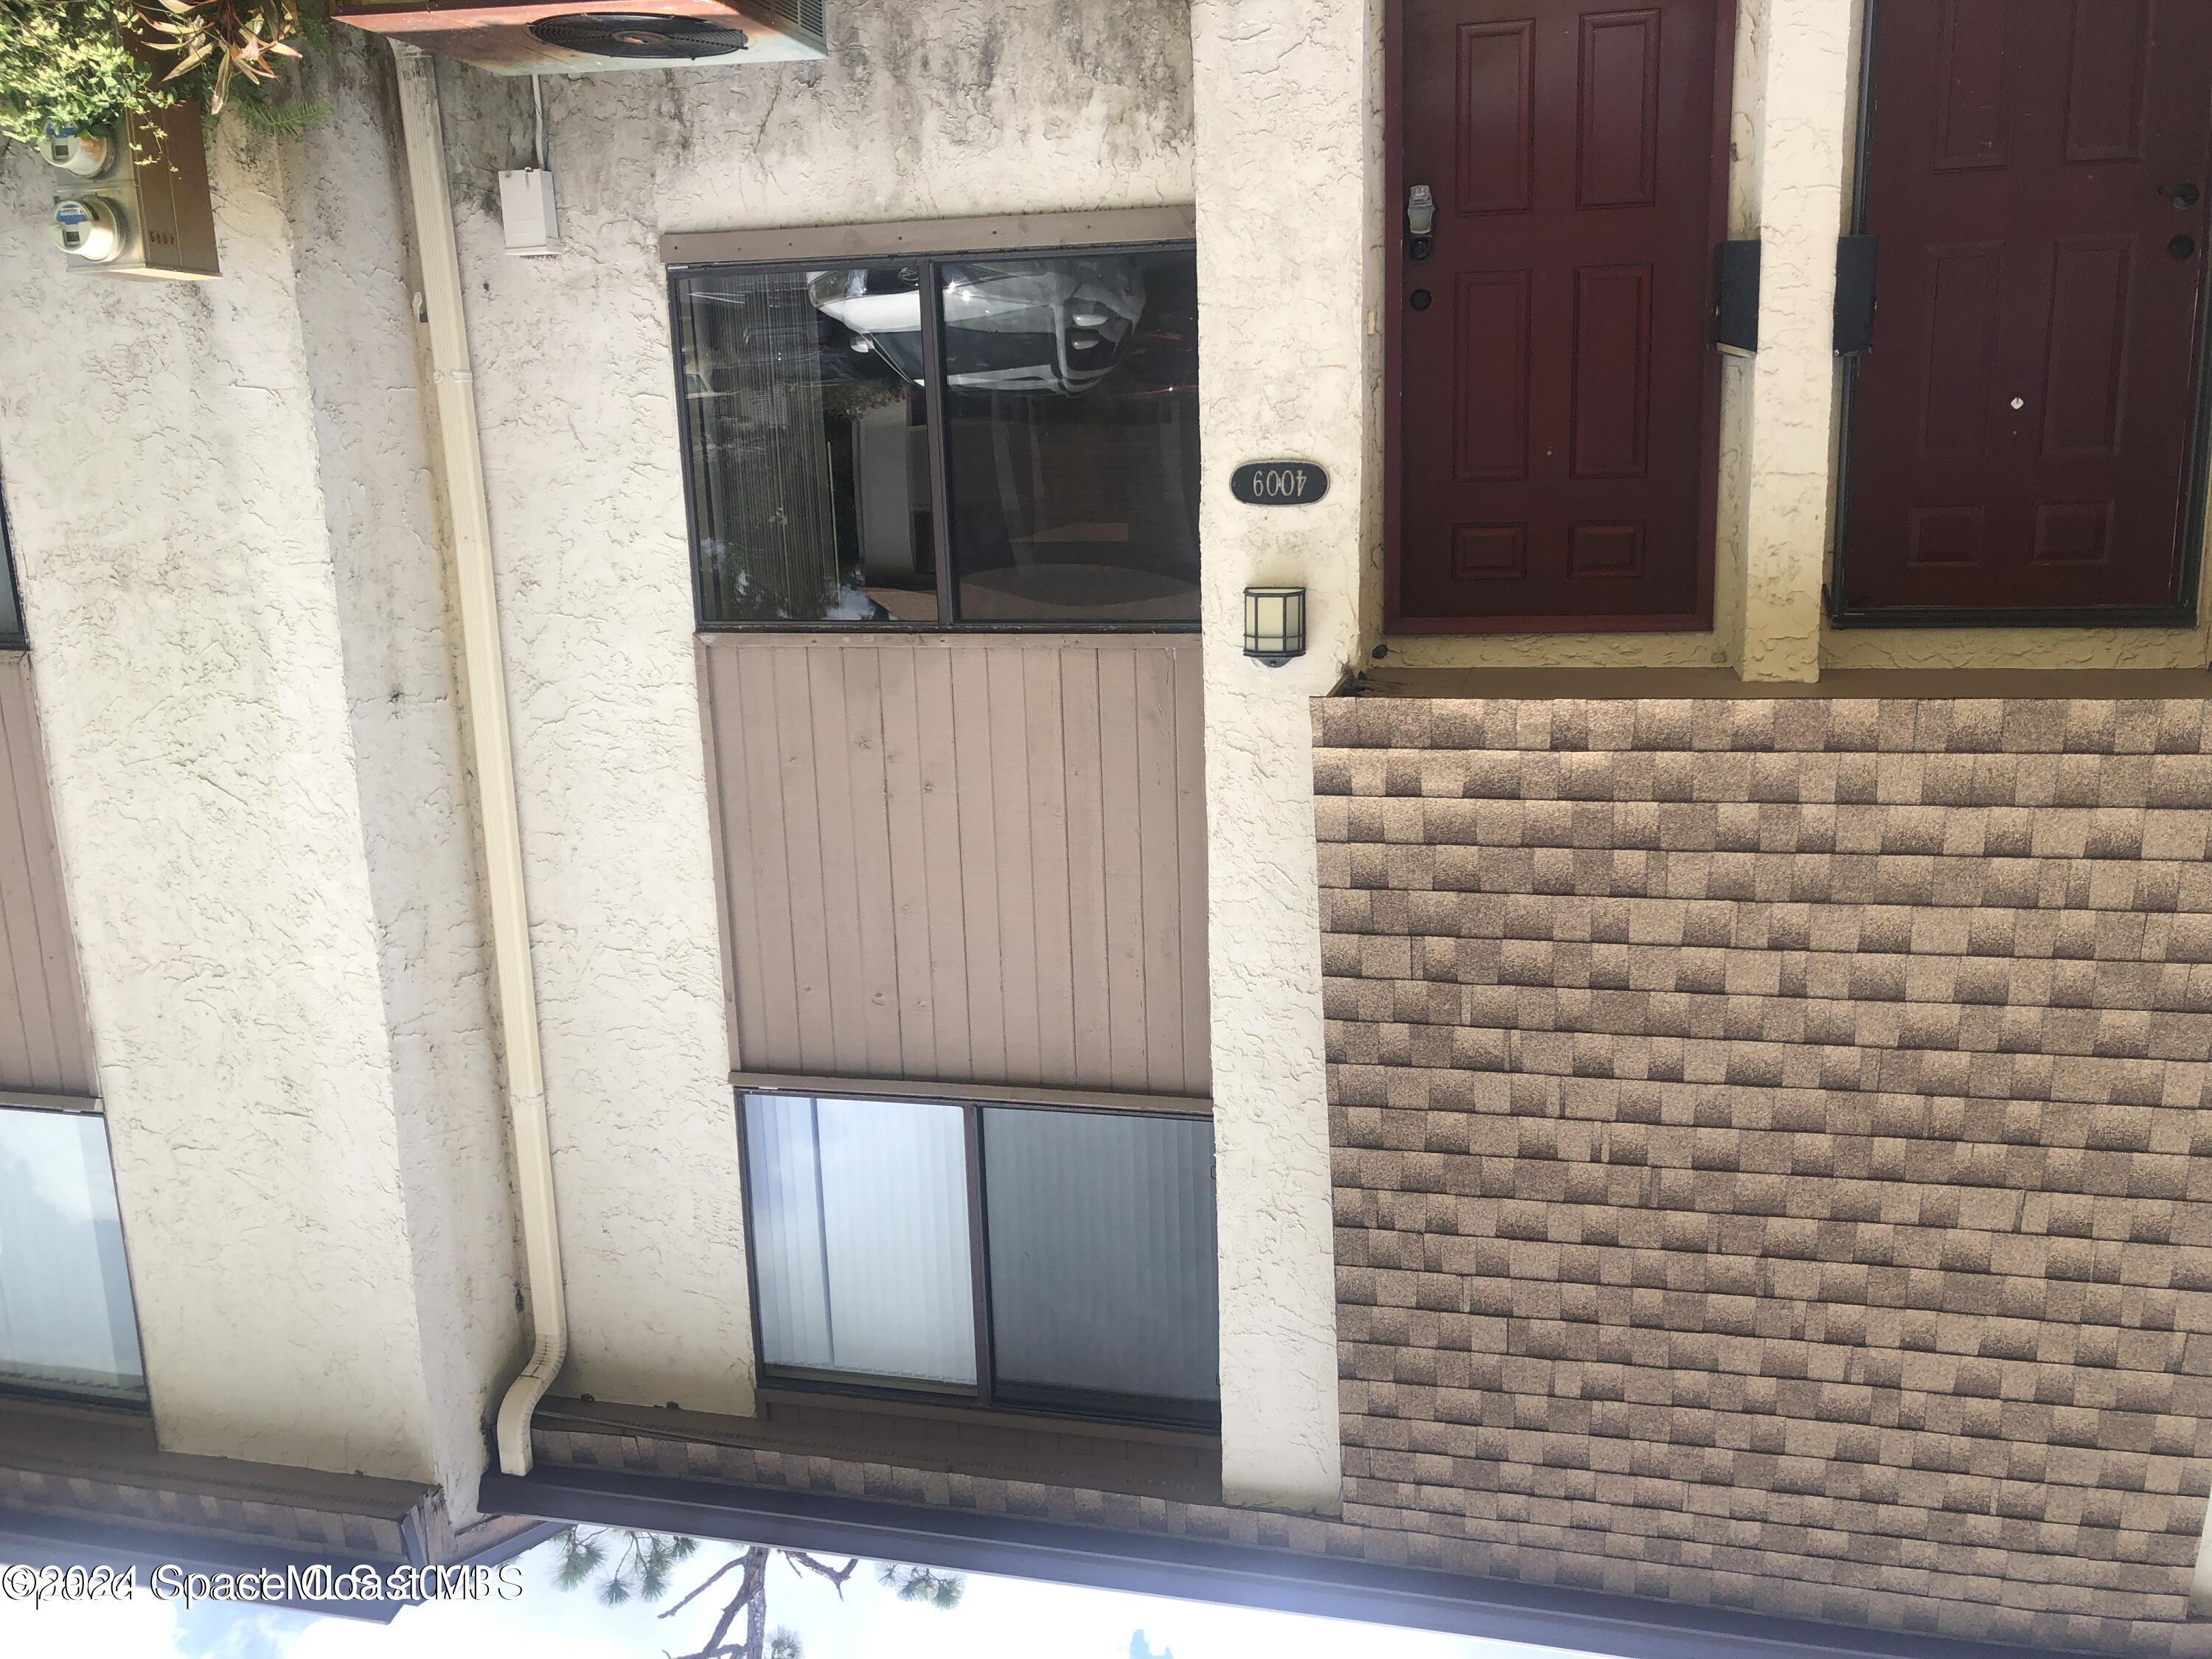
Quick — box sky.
[0,1531,1604,1659]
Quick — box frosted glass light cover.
[1242,585,1307,662]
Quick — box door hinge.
[1834,235,1879,355]
[1714,240,1761,355]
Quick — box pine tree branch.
[658,1552,749,1619]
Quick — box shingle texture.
[1313,697,2212,1655]
[0,1464,421,1560]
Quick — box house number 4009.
[1230,461,1330,506]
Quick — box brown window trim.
[0,1088,100,1114]
[660,206,1197,269]
[730,1070,1210,1118]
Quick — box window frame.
[664,207,1203,636]
[733,1081,1220,1433]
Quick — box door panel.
[1457,271,1533,479]
[1838,0,2212,619]
[1459,23,1536,213]
[1394,0,1730,632]
[1576,11,1662,209]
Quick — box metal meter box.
[49,103,220,282]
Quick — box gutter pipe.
[389,43,566,1480]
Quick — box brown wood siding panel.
[912,653,973,1079]
[1172,644,1211,1095]
[875,648,939,1079]
[0,654,94,1097]
[1059,652,1113,1088]
[985,651,1040,1086]
[949,652,1007,1082]
[700,636,1208,1099]
[1020,652,1076,1085]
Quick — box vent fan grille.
[525,12,751,59]
[746,0,826,40]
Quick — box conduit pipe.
[390,43,567,1480]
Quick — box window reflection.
[675,243,1201,629]
[940,252,1201,622]
[678,264,937,625]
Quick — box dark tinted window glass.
[940,251,1200,622]
[676,265,937,624]
[980,1107,1217,1422]
[0,481,21,645]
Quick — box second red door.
[1835,0,2212,623]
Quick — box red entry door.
[1838,1,2212,622]
[1391,0,1731,633]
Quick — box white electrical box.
[498,168,563,257]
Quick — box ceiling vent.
[333,2,825,74]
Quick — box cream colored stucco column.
[1732,0,1858,681]
[0,112,516,1506]
[1192,0,1374,1514]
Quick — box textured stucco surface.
[1826,625,2212,674]
[282,35,523,1518]
[421,0,1196,1421]
[1190,0,1366,1510]
[1731,0,1852,682]
[0,109,512,1494]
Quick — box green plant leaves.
[0,0,325,146]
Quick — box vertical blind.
[743,1094,976,1385]
[678,272,852,623]
[980,1107,1218,1408]
[0,1107,145,1402]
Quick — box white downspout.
[390,42,567,1480]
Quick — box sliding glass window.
[0,1106,145,1405]
[740,1093,1217,1427]
[672,243,1200,630]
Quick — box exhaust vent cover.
[525,12,750,58]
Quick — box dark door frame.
[1827,0,2212,630]
[1382,0,1737,636]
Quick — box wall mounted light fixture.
[1242,586,1307,667]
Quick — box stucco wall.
[283,35,524,1517]
[0,117,509,1492]
[1189,0,1366,1511]
[1727,0,1851,681]
[417,0,1197,1420]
